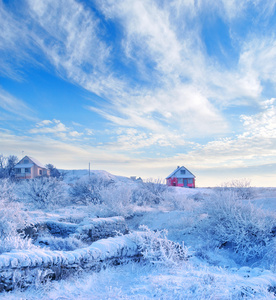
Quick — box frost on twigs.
[216,178,255,200]
[199,189,276,263]
[131,225,189,266]
[0,179,33,254]
[23,177,68,209]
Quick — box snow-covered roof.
[17,156,47,169]
[28,156,46,169]
[166,166,195,179]
[14,163,34,168]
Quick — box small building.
[14,156,50,179]
[166,166,195,188]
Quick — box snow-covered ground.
[0,171,275,299]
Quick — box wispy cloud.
[0,87,36,120]
[1,0,274,139]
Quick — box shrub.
[132,179,169,205]
[23,177,68,209]
[70,176,114,205]
[100,184,133,217]
[0,181,33,253]
[131,225,189,266]
[199,189,276,262]
[0,178,18,202]
[217,178,255,200]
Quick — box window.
[178,178,183,184]
[39,169,42,175]
[188,179,193,184]
[24,159,29,164]
[16,168,21,174]
[180,170,186,174]
[25,168,31,173]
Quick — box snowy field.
[0,170,275,299]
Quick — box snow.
[0,172,275,299]
[0,234,139,271]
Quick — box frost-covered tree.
[23,177,68,209]
[0,154,18,179]
[46,163,61,178]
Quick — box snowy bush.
[131,225,189,266]
[100,184,133,217]
[163,191,202,211]
[70,176,114,205]
[143,178,169,204]
[0,178,18,202]
[0,186,33,253]
[217,178,255,200]
[200,189,276,262]
[23,177,68,209]
[132,179,170,205]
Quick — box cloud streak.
[0,88,36,120]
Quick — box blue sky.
[0,0,276,186]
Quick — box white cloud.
[0,87,36,120]
[177,99,276,169]
[85,128,94,136]
[69,131,83,137]
[30,120,67,134]
[36,120,53,127]
[104,127,194,151]
[239,37,276,85]
[29,119,86,140]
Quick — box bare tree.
[0,154,18,178]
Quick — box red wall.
[166,177,195,188]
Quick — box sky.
[0,0,276,187]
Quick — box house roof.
[28,156,46,169]
[16,156,47,169]
[166,166,196,179]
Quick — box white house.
[14,156,50,179]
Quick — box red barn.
[166,166,195,188]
